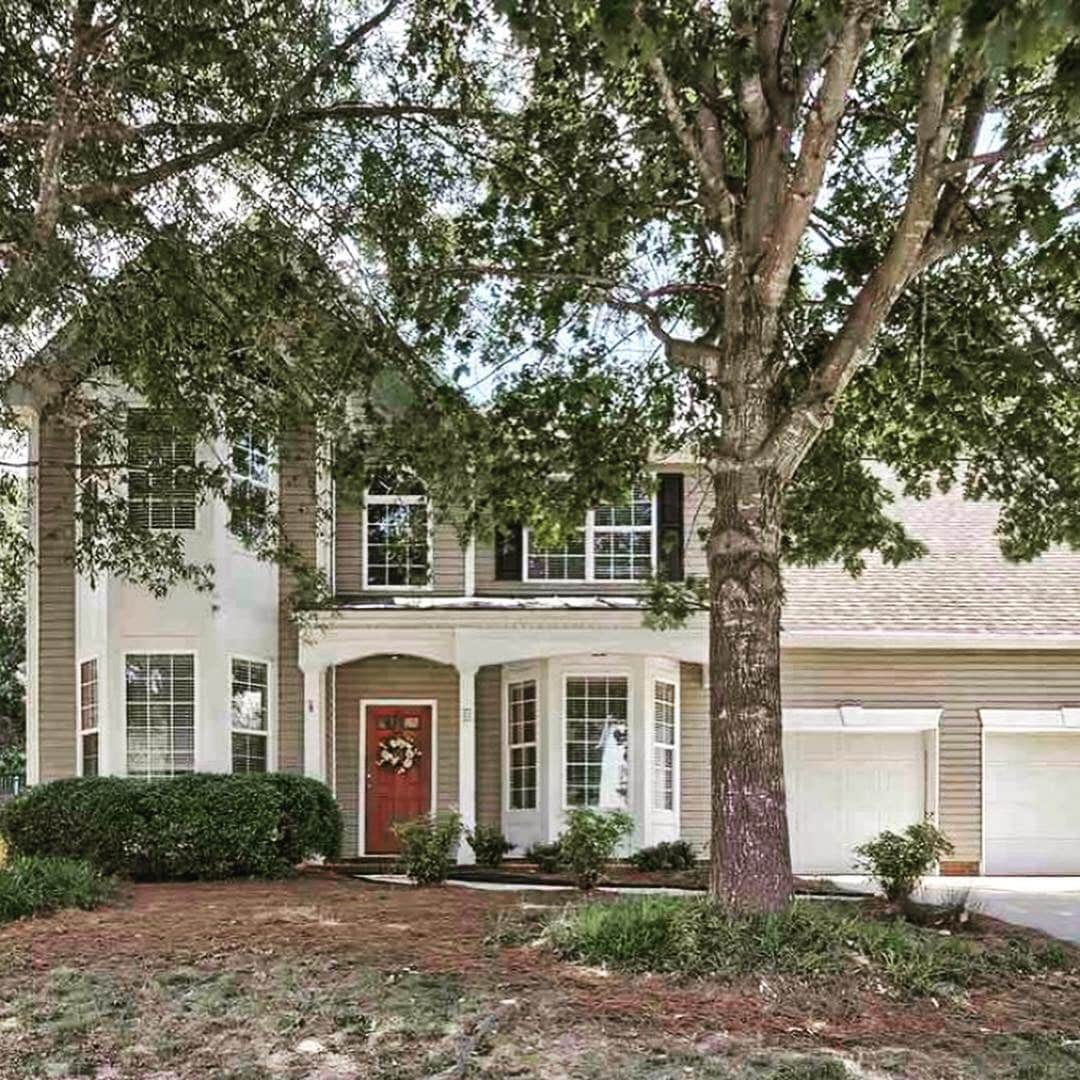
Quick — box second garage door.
[784,731,929,874]
[984,732,1080,875]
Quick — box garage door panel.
[785,732,927,875]
[984,733,1080,875]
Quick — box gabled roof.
[782,486,1080,639]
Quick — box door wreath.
[377,734,422,774]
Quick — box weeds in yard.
[544,896,1071,997]
[0,855,112,922]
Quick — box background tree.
[376,0,1080,911]
[0,470,27,770]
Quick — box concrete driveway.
[830,875,1080,944]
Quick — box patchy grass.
[1,876,1078,1078]
[544,895,1070,997]
[0,855,112,923]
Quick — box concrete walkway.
[829,875,1080,945]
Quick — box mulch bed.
[1,873,1076,1048]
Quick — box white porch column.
[457,664,478,863]
[302,665,328,782]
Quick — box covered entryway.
[783,707,939,874]
[983,718,1080,875]
[363,702,435,853]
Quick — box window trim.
[123,650,198,779]
[650,677,680,816]
[504,676,540,814]
[362,485,435,591]
[77,655,101,778]
[523,490,658,583]
[228,654,274,774]
[561,669,633,812]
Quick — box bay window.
[565,676,629,809]
[126,653,195,778]
[127,410,196,530]
[652,680,677,811]
[229,431,272,541]
[507,679,538,810]
[231,658,269,773]
[79,659,99,778]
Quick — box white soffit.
[783,705,942,732]
[980,708,1080,731]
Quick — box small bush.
[545,895,1067,997]
[466,824,513,868]
[854,818,954,906]
[0,774,342,880]
[525,840,563,873]
[0,855,112,922]
[629,840,697,872]
[560,808,634,890]
[394,811,462,885]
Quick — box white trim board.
[980,708,1080,731]
[783,706,942,731]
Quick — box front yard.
[1,875,1079,1079]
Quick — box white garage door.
[784,732,928,874]
[984,733,1080,875]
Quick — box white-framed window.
[652,680,677,812]
[229,431,272,541]
[230,658,269,773]
[79,658,100,778]
[125,653,195,778]
[507,679,538,810]
[525,488,655,582]
[126,409,196,530]
[364,470,431,589]
[565,675,629,809]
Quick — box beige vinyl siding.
[277,429,317,774]
[679,648,1080,864]
[333,655,460,856]
[476,664,502,828]
[334,492,466,595]
[474,465,712,593]
[36,417,77,781]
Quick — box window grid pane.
[592,487,653,580]
[81,732,99,778]
[365,500,430,587]
[565,676,629,809]
[79,659,98,732]
[125,653,196,779]
[127,411,196,531]
[653,680,677,811]
[507,680,538,810]
[232,732,268,773]
[527,528,586,581]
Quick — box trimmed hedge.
[0,773,342,881]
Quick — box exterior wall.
[679,649,1080,866]
[278,429,317,774]
[334,491,467,597]
[32,416,77,782]
[333,655,460,856]
[473,464,711,594]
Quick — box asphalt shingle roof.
[782,488,1080,637]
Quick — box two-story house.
[12,385,1080,876]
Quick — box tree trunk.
[707,462,793,912]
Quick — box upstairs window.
[127,410,196,530]
[125,653,195,778]
[231,658,269,773]
[229,431,272,541]
[364,470,431,589]
[79,659,99,778]
[525,488,654,582]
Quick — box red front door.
[365,704,433,854]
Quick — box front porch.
[296,604,709,860]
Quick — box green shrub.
[525,840,563,873]
[544,895,1066,997]
[560,808,634,890]
[394,812,462,885]
[0,773,341,880]
[466,824,513,868]
[628,840,697,872]
[0,855,112,922]
[854,818,954,906]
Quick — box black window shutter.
[494,523,524,580]
[657,473,684,581]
